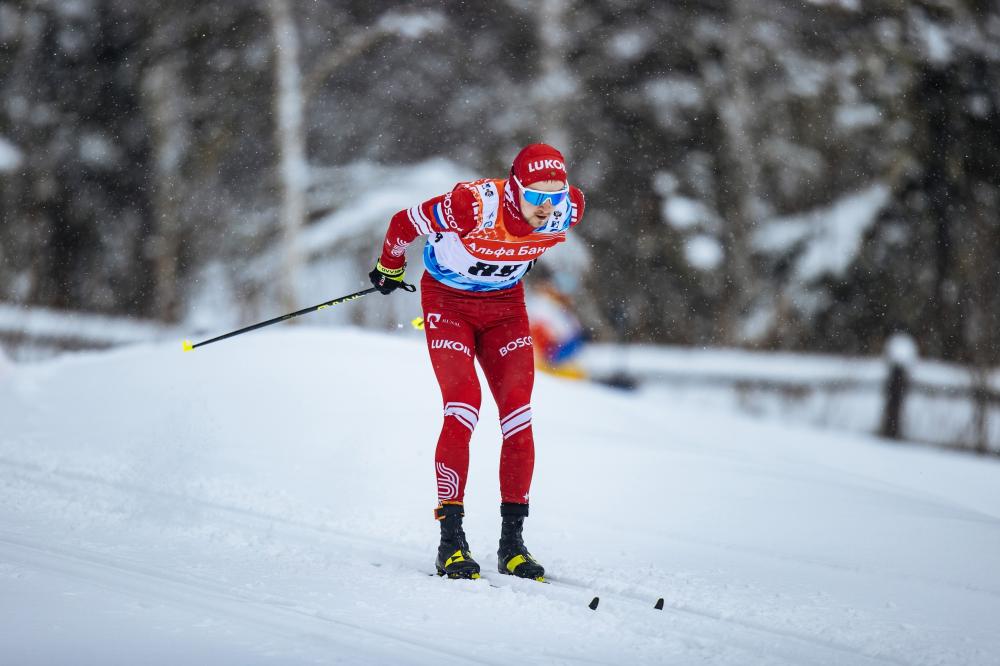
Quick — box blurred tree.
[713,1,768,346]
[267,0,308,314]
[142,54,189,323]
[1,0,998,366]
[265,1,445,313]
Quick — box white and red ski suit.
[378,173,585,509]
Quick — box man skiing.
[369,143,586,581]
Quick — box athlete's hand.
[369,261,407,295]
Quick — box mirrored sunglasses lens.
[523,189,568,206]
[523,190,547,206]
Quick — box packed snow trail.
[1,328,999,665]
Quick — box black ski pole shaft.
[182,282,415,352]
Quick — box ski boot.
[434,503,481,580]
[497,502,545,581]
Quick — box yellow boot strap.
[506,553,531,573]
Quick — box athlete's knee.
[443,400,481,434]
[500,403,532,441]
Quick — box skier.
[369,143,585,581]
[526,270,587,380]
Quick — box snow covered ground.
[1,327,999,665]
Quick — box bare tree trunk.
[268,0,308,314]
[534,0,574,151]
[716,1,766,345]
[141,57,188,323]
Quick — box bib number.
[467,262,522,278]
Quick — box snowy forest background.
[1,0,999,369]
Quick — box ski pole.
[181,281,416,352]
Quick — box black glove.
[369,261,407,294]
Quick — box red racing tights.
[421,273,535,508]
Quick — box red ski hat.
[510,143,568,187]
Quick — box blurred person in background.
[369,144,585,581]
[525,268,587,380]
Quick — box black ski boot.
[434,503,481,580]
[497,502,545,581]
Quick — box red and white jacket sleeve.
[377,186,477,271]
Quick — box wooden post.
[880,334,917,441]
[970,369,989,455]
[881,363,907,440]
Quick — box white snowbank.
[0,302,169,345]
[0,344,11,376]
[580,342,1000,451]
[1,328,998,664]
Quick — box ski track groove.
[648,529,1000,601]
[469,569,905,666]
[0,454,940,665]
[0,533,501,666]
[0,455,413,553]
[539,575,912,666]
[7,454,996,603]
